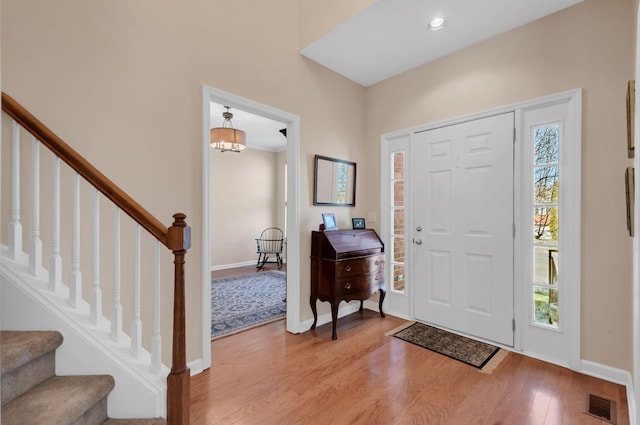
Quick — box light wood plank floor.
[191,309,629,425]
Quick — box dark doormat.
[392,322,501,369]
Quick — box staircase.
[1,330,165,425]
[1,92,191,424]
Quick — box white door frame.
[200,85,301,370]
[380,89,581,369]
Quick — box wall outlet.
[368,212,377,223]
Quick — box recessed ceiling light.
[428,17,446,31]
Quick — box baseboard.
[519,349,572,371]
[363,299,383,314]
[580,360,636,425]
[188,358,206,376]
[580,360,630,386]
[210,258,288,272]
[299,302,362,332]
[210,261,256,271]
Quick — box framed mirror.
[314,155,356,206]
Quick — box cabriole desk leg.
[331,301,339,340]
[310,297,318,330]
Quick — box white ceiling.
[215,0,584,150]
[300,0,584,87]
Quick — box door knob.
[414,239,423,245]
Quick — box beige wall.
[1,0,366,363]
[364,0,636,370]
[210,148,280,267]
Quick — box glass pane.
[534,247,559,285]
[393,264,405,291]
[533,207,558,243]
[534,166,559,204]
[393,236,405,263]
[534,125,559,165]
[533,286,559,327]
[394,181,404,206]
[393,152,405,179]
[334,163,347,203]
[393,209,405,235]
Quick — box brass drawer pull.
[344,283,352,290]
[345,266,352,272]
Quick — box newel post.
[167,213,191,425]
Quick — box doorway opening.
[209,102,287,339]
[201,85,301,370]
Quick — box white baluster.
[90,188,102,325]
[8,121,22,260]
[111,206,123,342]
[69,173,82,308]
[49,157,62,292]
[131,224,142,357]
[151,240,161,373]
[29,137,42,276]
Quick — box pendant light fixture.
[210,106,246,152]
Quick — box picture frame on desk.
[352,218,365,229]
[322,213,338,231]
[626,166,634,236]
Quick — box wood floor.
[191,308,629,425]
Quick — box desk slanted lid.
[312,229,384,259]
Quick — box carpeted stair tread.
[102,419,166,425]
[2,375,115,425]
[0,330,63,374]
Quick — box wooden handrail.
[1,92,172,249]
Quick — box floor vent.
[584,393,617,424]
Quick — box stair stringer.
[0,253,169,419]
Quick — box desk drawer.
[336,255,385,279]
[336,272,384,298]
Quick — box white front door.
[413,112,515,346]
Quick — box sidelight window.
[532,124,560,327]
[391,152,406,292]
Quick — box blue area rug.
[211,271,286,340]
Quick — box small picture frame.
[626,167,634,237]
[322,213,338,231]
[352,217,366,229]
[627,80,635,158]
